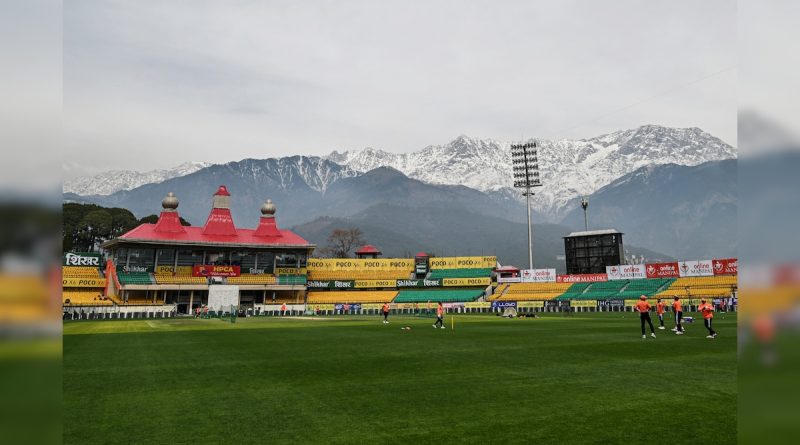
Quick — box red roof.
[119,223,310,247]
[356,244,381,254]
[415,252,429,257]
[109,184,312,248]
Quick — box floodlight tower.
[511,141,543,269]
[581,196,589,231]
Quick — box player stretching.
[635,295,656,339]
[382,302,390,324]
[699,299,717,338]
[433,302,445,329]
[656,298,666,330]
[671,297,684,335]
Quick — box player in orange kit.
[382,302,390,324]
[635,295,656,339]
[433,302,445,329]
[656,298,666,330]
[698,298,717,338]
[671,297,684,335]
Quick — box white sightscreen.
[207,285,240,312]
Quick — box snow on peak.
[324,125,736,220]
[63,161,213,196]
[64,125,736,222]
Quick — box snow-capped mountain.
[64,125,736,221]
[63,161,213,196]
[69,156,364,227]
[327,125,736,220]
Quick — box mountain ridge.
[326,124,736,220]
[63,161,213,196]
[63,125,736,221]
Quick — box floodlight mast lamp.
[511,141,542,269]
[581,197,589,231]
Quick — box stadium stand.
[63,289,112,305]
[486,276,738,302]
[394,289,484,303]
[308,291,398,304]
[495,282,573,301]
[657,276,737,298]
[63,266,109,305]
[226,274,278,285]
[428,268,493,279]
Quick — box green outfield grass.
[63,312,737,444]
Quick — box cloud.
[64,0,737,172]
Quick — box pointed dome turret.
[254,198,282,238]
[154,192,186,233]
[202,185,237,236]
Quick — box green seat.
[554,283,592,300]
[277,275,307,285]
[117,272,154,285]
[622,278,674,296]
[556,278,679,300]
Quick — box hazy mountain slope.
[559,159,737,259]
[293,203,672,271]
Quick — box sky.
[1,0,61,193]
[63,0,737,176]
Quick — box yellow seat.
[491,282,572,301]
[63,289,112,305]
[505,282,572,293]
[491,283,510,300]
[63,266,103,278]
[153,274,208,284]
[226,274,277,285]
[657,276,737,298]
[307,291,398,304]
